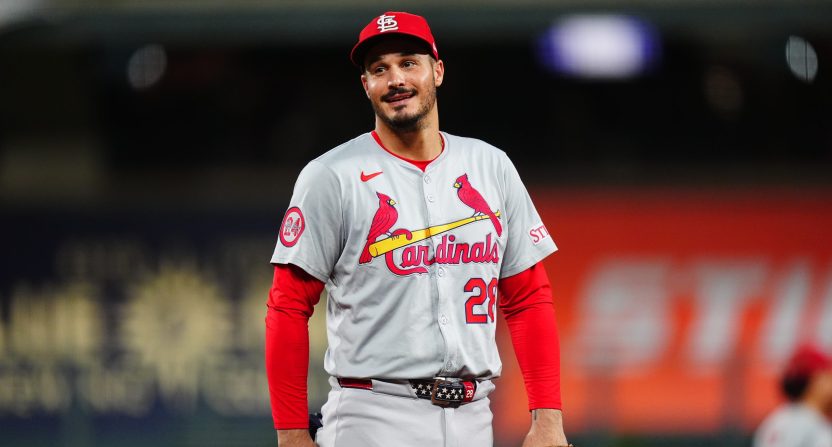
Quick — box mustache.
[381,88,417,102]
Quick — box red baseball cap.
[350,11,439,67]
[784,344,832,379]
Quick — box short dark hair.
[781,373,810,401]
[359,35,435,72]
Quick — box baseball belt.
[333,378,571,446]
[337,377,479,408]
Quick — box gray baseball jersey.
[754,404,832,447]
[271,131,556,380]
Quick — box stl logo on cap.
[350,11,439,66]
[376,14,398,32]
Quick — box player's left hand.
[521,408,568,447]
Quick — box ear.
[361,73,370,98]
[433,59,445,88]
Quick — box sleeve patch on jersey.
[279,207,306,247]
[528,222,550,245]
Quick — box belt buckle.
[430,378,465,408]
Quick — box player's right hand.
[277,429,316,447]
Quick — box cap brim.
[350,33,436,67]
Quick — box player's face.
[361,37,444,132]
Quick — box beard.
[372,85,437,132]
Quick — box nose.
[386,66,405,89]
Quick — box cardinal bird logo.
[454,174,502,237]
[359,192,399,264]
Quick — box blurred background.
[1,0,831,446]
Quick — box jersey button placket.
[422,171,454,373]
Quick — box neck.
[374,108,441,161]
[801,393,827,415]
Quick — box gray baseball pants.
[315,377,495,447]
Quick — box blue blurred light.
[537,14,660,79]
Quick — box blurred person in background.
[753,344,832,447]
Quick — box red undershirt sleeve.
[265,263,325,430]
[498,261,562,411]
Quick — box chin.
[384,113,424,131]
[372,96,434,131]
[390,109,418,122]
[386,103,415,115]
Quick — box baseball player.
[265,11,569,447]
[753,344,832,447]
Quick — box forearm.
[276,428,313,446]
[265,263,324,430]
[524,408,568,447]
[506,301,562,410]
[265,305,311,429]
[501,263,567,446]
[500,262,562,410]
[531,408,564,428]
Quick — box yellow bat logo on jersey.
[368,210,501,257]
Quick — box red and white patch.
[279,207,305,247]
[528,223,550,245]
[462,381,476,402]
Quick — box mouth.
[383,90,416,107]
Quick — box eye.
[371,65,387,75]
[402,60,417,68]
